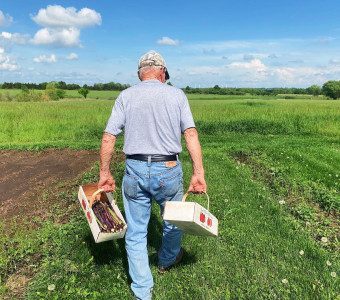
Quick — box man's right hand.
[98,172,116,192]
[187,173,207,194]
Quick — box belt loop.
[176,154,179,162]
[147,155,151,166]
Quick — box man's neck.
[142,76,160,82]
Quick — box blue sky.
[1,0,340,88]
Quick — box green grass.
[0,99,339,150]
[63,90,120,99]
[0,101,112,149]
[1,89,328,101]
[0,89,120,100]
[0,97,339,299]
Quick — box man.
[98,50,206,300]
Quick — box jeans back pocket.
[160,171,183,199]
[123,173,138,199]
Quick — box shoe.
[158,248,183,275]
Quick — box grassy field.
[0,97,339,299]
[0,89,121,100]
[0,88,328,101]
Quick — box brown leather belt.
[126,154,178,162]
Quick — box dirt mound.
[0,149,99,223]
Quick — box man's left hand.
[187,173,207,194]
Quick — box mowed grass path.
[0,98,339,299]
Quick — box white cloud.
[181,58,332,87]
[31,5,101,28]
[329,58,340,65]
[0,31,29,54]
[33,54,57,63]
[0,11,13,27]
[226,58,335,87]
[0,53,20,71]
[157,37,179,46]
[30,5,101,48]
[31,27,80,47]
[230,59,267,72]
[1,32,28,45]
[0,32,29,50]
[65,52,78,60]
[1,31,11,39]
[183,65,227,80]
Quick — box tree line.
[182,81,340,99]
[183,85,324,96]
[1,80,340,99]
[0,82,92,102]
[0,81,130,91]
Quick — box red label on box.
[207,218,212,227]
[82,199,86,210]
[200,213,205,223]
[87,211,92,223]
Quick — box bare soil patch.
[0,149,99,224]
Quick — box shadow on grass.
[84,230,133,284]
[84,206,197,282]
[149,248,197,269]
[147,210,198,268]
[84,233,127,264]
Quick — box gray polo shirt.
[104,79,195,155]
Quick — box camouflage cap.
[138,50,167,69]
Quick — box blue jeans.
[123,158,183,300]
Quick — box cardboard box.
[163,193,218,237]
[78,184,127,243]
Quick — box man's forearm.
[100,133,116,174]
[184,127,204,175]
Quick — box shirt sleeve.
[104,94,125,136]
[179,90,195,133]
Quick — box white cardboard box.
[163,193,218,237]
[78,184,127,243]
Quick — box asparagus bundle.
[92,201,125,233]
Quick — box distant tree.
[167,82,173,86]
[67,83,81,90]
[45,82,59,101]
[56,89,66,99]
[322,81,340,99]
[93,83,104,90]
[58,81,67,89]
[78,87,89,99]
[21,84,29,94]
[38,82,48,90]
[307,84,322,96]
[2,82,12,89]
[13,82,21,89]
[48,81,59,87]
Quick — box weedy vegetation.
[0,96,339,299]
